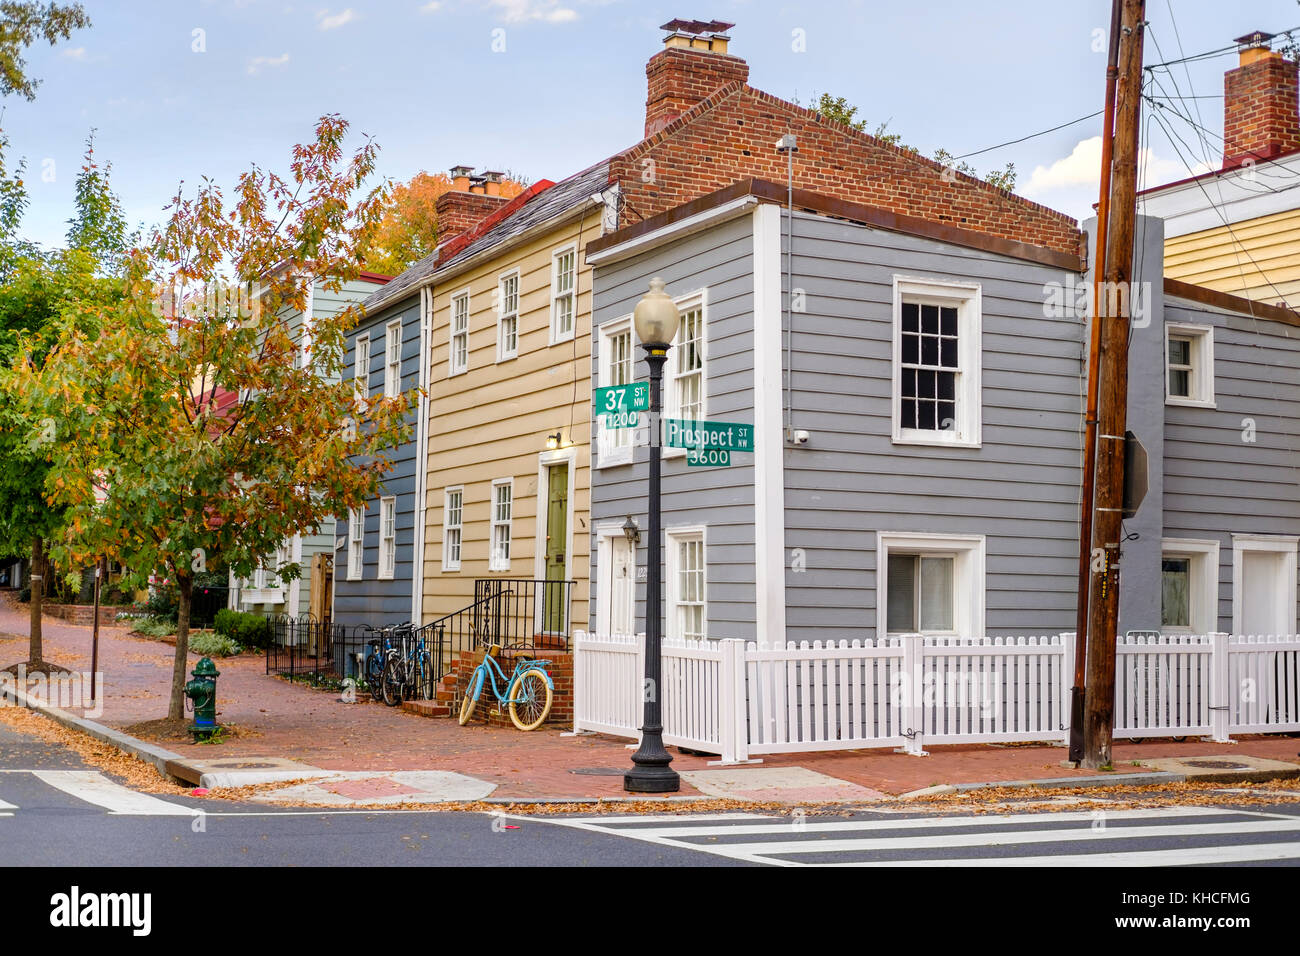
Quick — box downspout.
[412,284,431,625]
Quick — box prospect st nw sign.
[594,384,754,466]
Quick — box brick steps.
[401,699,451,718]
[401,646,574,725]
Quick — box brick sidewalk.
[3,594,1298,799]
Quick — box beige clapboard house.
[418,163,611,639]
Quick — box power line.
[953,110,1103,160]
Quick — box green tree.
[0,2,91,100]
[21,115,413,719]
[807,92,867,132]
[0,135,124,674]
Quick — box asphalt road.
[3,720,1300,868]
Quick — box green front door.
[544,463,568,633]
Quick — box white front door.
[603,536,636,636]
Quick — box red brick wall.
[438,648,572,727]
[616,85,1083,260]
[1223,52,1300,168]
[645,47,749,137]
[435,190,510,241]
[44,603,125,627]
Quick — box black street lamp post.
[625,277,681,794]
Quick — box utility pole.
[1070,0,1123,765]
[1083,0,1146,769]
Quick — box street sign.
[664,418,755,452]
[687,448,731,467]
[603,409,639,429]
[594,382,650,415]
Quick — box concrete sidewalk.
[3,594,1299,804]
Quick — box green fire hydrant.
[184,657,221,740]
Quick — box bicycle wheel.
[381,658,405,707]
[458,667,484,726]
[508,668,553,731]
[418,656,433,700]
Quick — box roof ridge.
[434,179,556,265]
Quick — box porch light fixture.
[546,432,561,450]
[625,277,681,795]
[622,516,641,546]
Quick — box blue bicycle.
[457,643,554,731]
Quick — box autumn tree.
[19,115,412,719]
[360,168,526,276]
[0,134,126,674]
[0,1,91,100]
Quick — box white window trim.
[496,269,520,362]
[353,334,370,407]
[595,522,638,637]
[876,531,986,639]
[449,288,470,377]
[347,506,364,581]
[664,288,708,461]
[891,276,982,449]
[1231,533,1298,635]
[1165,322,1215,408]
[442,486,463,572]
[666,524,707,641]
[384,320,402,399]
[595,315,638,469]
[489,477,514,572]
[378,496,396,581]
[1160,537,1220,635]
[549,243,577,346]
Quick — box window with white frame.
[379,496,396,579]
[551,246,576,343]
[449,290,470,376]
[347,507,364,580]
[877,532,985,638]
[353,335,370,407]
[667,528,706,640]
[597,318,636,466]
[1165,323,1214,407]
[670,301,705,422]
[384,321,402,398]
[443,487,463,571]
[497,271,519,360]
[490,479,513,571]
[1158,541,1222,635]
[892,277,982,447]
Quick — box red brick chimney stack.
[644,18,748,138]
[1223,30,1300,168]
[436,165,510,241]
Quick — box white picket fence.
[572,630,1300,763]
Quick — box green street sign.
[594,382,650,416]
[664,418,755,452]
[687,448,731,467]
[602,409,639,430]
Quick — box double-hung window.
[353,334,370,408]
[379,496,396,580]
[671,301,704,421]
[1165,323,1214,407]
[551,246,576,344]
[347,506,364,580]
[497,271,519,360]
[667,528,706,640]
[449,290,470,376]
[384,321,402,398]
[878,532,985,638]
[490,479,513,571]
[892,277,981,447]
[596,318,636,467]
[443,487,463,571]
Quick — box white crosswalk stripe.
[0,770,197,816]
[522,806,1300,867]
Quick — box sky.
[10,0,1300,250]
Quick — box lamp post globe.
[625,277,682,794]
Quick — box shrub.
[132,616,177,638]
[189,632,241,658]
[213,609,271,650]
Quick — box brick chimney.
[1223,31,1300,168]
[436,165,509,241]
[645,19,747,138]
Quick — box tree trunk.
[167,572,193,721]
[28,536,44,665]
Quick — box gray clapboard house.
[585,180,1300,645]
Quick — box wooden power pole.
[1083,0,1146,769]
[1070,0,1123,765]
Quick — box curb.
[0,681,204,785]
[949,771,1182,792]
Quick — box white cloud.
[317,8,356,30]
[247,53,291,75]
[490,0,578,23]
[61,46,88,60]
[1024,135,1214,197]
[420,1,442,11]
